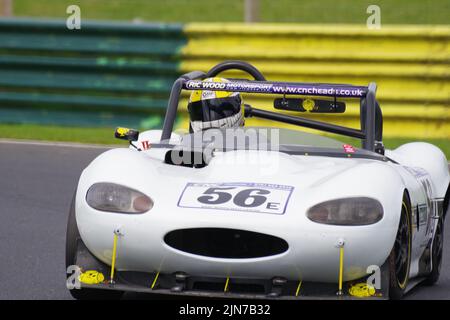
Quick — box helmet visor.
[188,96,242,122]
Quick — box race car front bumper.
[71,241,390,300]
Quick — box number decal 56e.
[177,182,294,214]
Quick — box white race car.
[66,61,449,300]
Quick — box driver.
[187,77,244,132]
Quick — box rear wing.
[161,66,381,153]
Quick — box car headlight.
[86,183,153,213]
[307,197,383,226]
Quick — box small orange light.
[133,195,153,212]
[310,207,329,222]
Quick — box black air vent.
[164,228,288,259]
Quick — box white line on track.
[0,138,123,149]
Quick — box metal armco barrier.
[181,24,450,138]
[0,19,448,138]
[0,18,185,128]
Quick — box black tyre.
[66,192,123,300]
[388,194,412,300]
[423,217,444,285]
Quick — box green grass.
[1,124,448,158]
[337,136,450,158]
[12,0,450,24]
[0,124,125,145]
[382,138,450,157]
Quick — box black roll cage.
[160,61,383,153]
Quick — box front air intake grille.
[164,228,288,259]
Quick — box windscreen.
[179,127,345,152]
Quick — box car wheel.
[388,194,412,300]
[423,217,444,285]
[66,191,124,300]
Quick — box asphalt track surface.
[0,140,449,300]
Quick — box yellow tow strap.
[151,271,160,290]
[110,232,119,283]
[338,246,344,294]
[295,280,302,297]
[224,277,230,292]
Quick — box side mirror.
[114,127,139,141]
[274,98,346,113]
